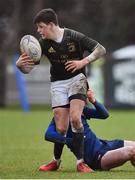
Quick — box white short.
[51,73,87,108]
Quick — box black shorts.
[89,139,124,170]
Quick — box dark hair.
[33,8,58,25]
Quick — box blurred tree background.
[0,0,135,107]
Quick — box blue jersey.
[45,101,124,170]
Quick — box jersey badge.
[68,43,76,52]
[48,47,56,53]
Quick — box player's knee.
[129,148,135,167]
[53,108,61,120]
[70,110,79,123]
[56,126,67,134]
[71,124,84,133]
[53,109,68,134]
[70,114,84,132]
[125,146,135,159]
[70,113,80,129]
[130,148,135,157]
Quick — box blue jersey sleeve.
[83,101,109,120]
[45,119,66,144]
[45,119,72,146]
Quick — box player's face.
[36,22,53,39]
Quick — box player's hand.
[65,60,85,73]
[16,53,34,69]
[87,89,96,103]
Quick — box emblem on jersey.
[67,42,76,52]
[48,47,56,53]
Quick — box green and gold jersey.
[40,28,98,82]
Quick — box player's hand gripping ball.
[20,35,42,62]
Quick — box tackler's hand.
[87,89,96,103]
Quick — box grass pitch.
[0,107,135,179]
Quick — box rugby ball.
[20,35,42,62]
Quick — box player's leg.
[51,80,70,164]
[70,98,85,157]
[69,74,93,172]
[53,107,69,134]
[39,107,69,171]
[124,140,135,147]
[39,81,69,171]
[124,140,135,167]
[70,99,93,172]
[101,146,134,170]
[53,107,69,160]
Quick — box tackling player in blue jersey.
[39,89,135,171]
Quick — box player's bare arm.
[65,44,106,73]
[16,53,35,74]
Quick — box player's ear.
[86,98,89,105]
[49,22,55,28]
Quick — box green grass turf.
[0,108,135,179]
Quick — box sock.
[77,159,84,165]
[54,142,64,160]
[72,132,84,160]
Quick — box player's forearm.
[45,129,73,147]
[45,131,66,144]
[45,121,66,144]
[45,121,73,146]
[93,100,109,119]
[82,44,106,66]
[18,66,32,74]
[83,101,109,119]
[16,61,34,74]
